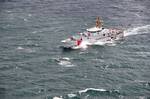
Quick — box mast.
[95,17,102,28]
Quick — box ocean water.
[0,0,150,99]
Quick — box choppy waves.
[1,0,150,99]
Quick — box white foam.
[23,18,28,22]
[78,88,106,94]
[124,25,150,37]
[17,47,35,53]
[62,57,70,61]
[28,14,32,17]
[53,96,63,99]
[74,40,116,49]
[134,80,147,83]
[93,41,106,45]
[73,41,89,49]
[57,57,74,67]
[80,42,88,49]
[67,93,77,98]
[32,31,38,34]
[17,46,24,50]
[93,40,117,46]
[58,61,73,67]
[15,66,18,69]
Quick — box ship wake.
[124,25,150,37]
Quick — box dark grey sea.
[0,0,150,99]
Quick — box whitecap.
[56,57,75,67]
[28,14,32,17]
[15,66,18,69]
[17,46,24,50]
[23,18,28,22]
[67,93,77,98]
[58,60,71,66]
[53,96,63,99]
[58,61,74,67]
[62,57,70,61]
[78,88,106,94]
[17,47,35,53]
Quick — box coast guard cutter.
[61,17,124,49]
